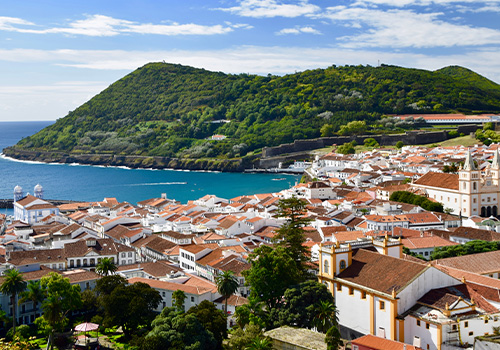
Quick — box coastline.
[2,146,257,173]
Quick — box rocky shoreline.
[2,146,258,172]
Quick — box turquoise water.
[0,122,299,204]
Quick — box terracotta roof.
[433,250,500,275]
[402,236,458,249]
[413,172,459,190]
[213,294,249,306]
[128,277,213,295]
[337,249,428,295]
[352,334,419,350]
[448,226,500,241]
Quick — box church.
[412,149,500,218]
[13,184,59,224]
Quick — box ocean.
[0,121,299,208]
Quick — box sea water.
[0,121,299,205]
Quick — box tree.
[0,269,26,336]
[39,273,82,350]
[234,299,266,329]
[226,324,266,350]
[274,197,312,278]
[244,246,301,311]
[338,121,366,136]
[314,300,338,333]
[172,289,187,312]
[187,300,227,348]
[18,280,45,319]
[320,124,334,137]
[143,307,217,350]
[215,271,239,314]
[395,140,404,149]
[246,337,273,350]
[336,142,355,154]
[363,138,379,148]
[101,281,161,337]
[271,280,335,330]
[95,257,117,276]
[325,325,342,350]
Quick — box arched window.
[323,259,329,274]
[340,260,346,270]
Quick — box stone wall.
[262,125,482,158]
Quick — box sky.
[1,0,500,121]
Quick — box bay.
[0,122,299,206]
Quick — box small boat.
[272,177,286,181]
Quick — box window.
[464,321,469,328]
[379,301,385,310]
[340,260,346,270]
[417,320,421,326]
[452,325,457,331]
[336,283,341,292]
[323,260,329,274]
[485,318,489,324]
[349,287,354,295]
[426,323,430,329]
[469,331,474,336]
[361,291,366,299]
[191,297,195,302]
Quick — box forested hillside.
[13,63,500,159]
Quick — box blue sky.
[1,0,500,121]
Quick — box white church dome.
[34,184,43,192]
[14,185,23,193]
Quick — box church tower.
[459,149,480,217]
[13,185,23,202]
[491,148,500,186]
[34,184,44,199]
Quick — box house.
[351,334,419,350]
[14,195,59,225]
[128,277,218,312]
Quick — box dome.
[34,184,43,192]
[14,185,23,193]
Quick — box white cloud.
[322,6,500,48]
[0,14,234,37]
[352,0,500,7]
[276,26,321,35]
[217,0,320,18]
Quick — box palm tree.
[95,257,117,277]
[246,337,273,350]
[215,270,239,314]
[0,269,26,335]
[314,300,338,333]
[43,294,63,350]
[18,280,46,319]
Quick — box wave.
[0,153,64,166]
[125,182,188,186]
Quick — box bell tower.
[459,149,480,217]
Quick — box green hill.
[11,63,500,160]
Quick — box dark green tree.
[314,300,338,333]
[95,257,117,276]
[274,196,313,278]
[226,324,266,350]
[270,280,335,329]
[325,325,342,350]
[18,280,45,319]
[187,300,227,348]
[172,289,187,312]
[100,281,161,337]
[0,269,26,336]
[215,270,239,313]
[243,245,300,310]
[143,307,217,350]
[38,272,82,350]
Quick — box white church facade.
[412,149,500,218]
[13,184,59,224]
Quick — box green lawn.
[420,134,480,147]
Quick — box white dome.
[34,184,43,192]
[14,185,23,193]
